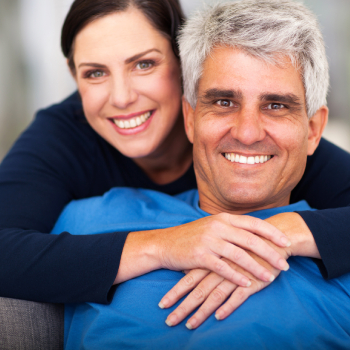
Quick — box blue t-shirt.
[52,189,350,350]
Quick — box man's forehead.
[198,46,306,104]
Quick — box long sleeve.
[291,138,350,278]
[0,93,126,303]
[0,92,197,303]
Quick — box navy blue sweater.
[0,92,349,304]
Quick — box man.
[51,0,350,348]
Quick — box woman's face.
[73,8,183,158]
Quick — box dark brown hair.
[61,0,185,74]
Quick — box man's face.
[184,47,327,215]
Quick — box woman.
[0,0,349,314]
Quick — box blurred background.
[0,0,349,161]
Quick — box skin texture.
[161,47,328,329]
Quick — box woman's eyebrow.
[77,49,162,69]
[78,63,106,69]
[125,48,161,64]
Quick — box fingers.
[217,229,290,274]
[201,254,252,287]
[164,270,225,327]
[215,282,265,321]
[159,269,210,309]
[212,238,277,282]
[226,213,291,248]
[186,278,237,329]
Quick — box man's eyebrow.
[260,93,302,106]
[201,88,243,100]
[125,48,161,64]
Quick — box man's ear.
[307,105,328,155]
[182,96,195,144]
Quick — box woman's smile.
[109,110,154,135]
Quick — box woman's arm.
[291,138,350,278]
[0,92,289,304]
[0,93,124,304]
[113,214,291,286]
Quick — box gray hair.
[179,0,329,117]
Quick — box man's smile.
[223,153,273,164]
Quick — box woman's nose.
[109,74,138,109]
[230,108,266,145]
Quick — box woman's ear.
[182,97,195,144]
[307,105,329,155]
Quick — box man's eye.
[216,100,233,107]
[267,103,286,110]
[136,61,153,70]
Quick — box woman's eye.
[86,70,105,78]
[267,103,286,110]
[136,61,153,70]
[216,100,233,107]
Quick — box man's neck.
[197,190,291,216]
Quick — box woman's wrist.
[113,228,165,284]
[265,212,321,259]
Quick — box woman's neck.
[132,116,193,185]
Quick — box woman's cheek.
[80,83,108,119]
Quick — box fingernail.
[215,311,222,321]
[159,297,168,308]
[278,259,289,271]
[186,322,193,330]
[264,271,275,282]
[165,314,176,327]
[242,278,251,287]
[281,236,291,247]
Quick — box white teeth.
[112,111,151,129]
[247,156,255,164]
[239,155,247,164]
[224,153,272,165]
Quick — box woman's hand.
[115,213,291,286]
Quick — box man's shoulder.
[51,188,201,235]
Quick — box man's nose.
[230,108,266,145]
[109,73,138,109]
